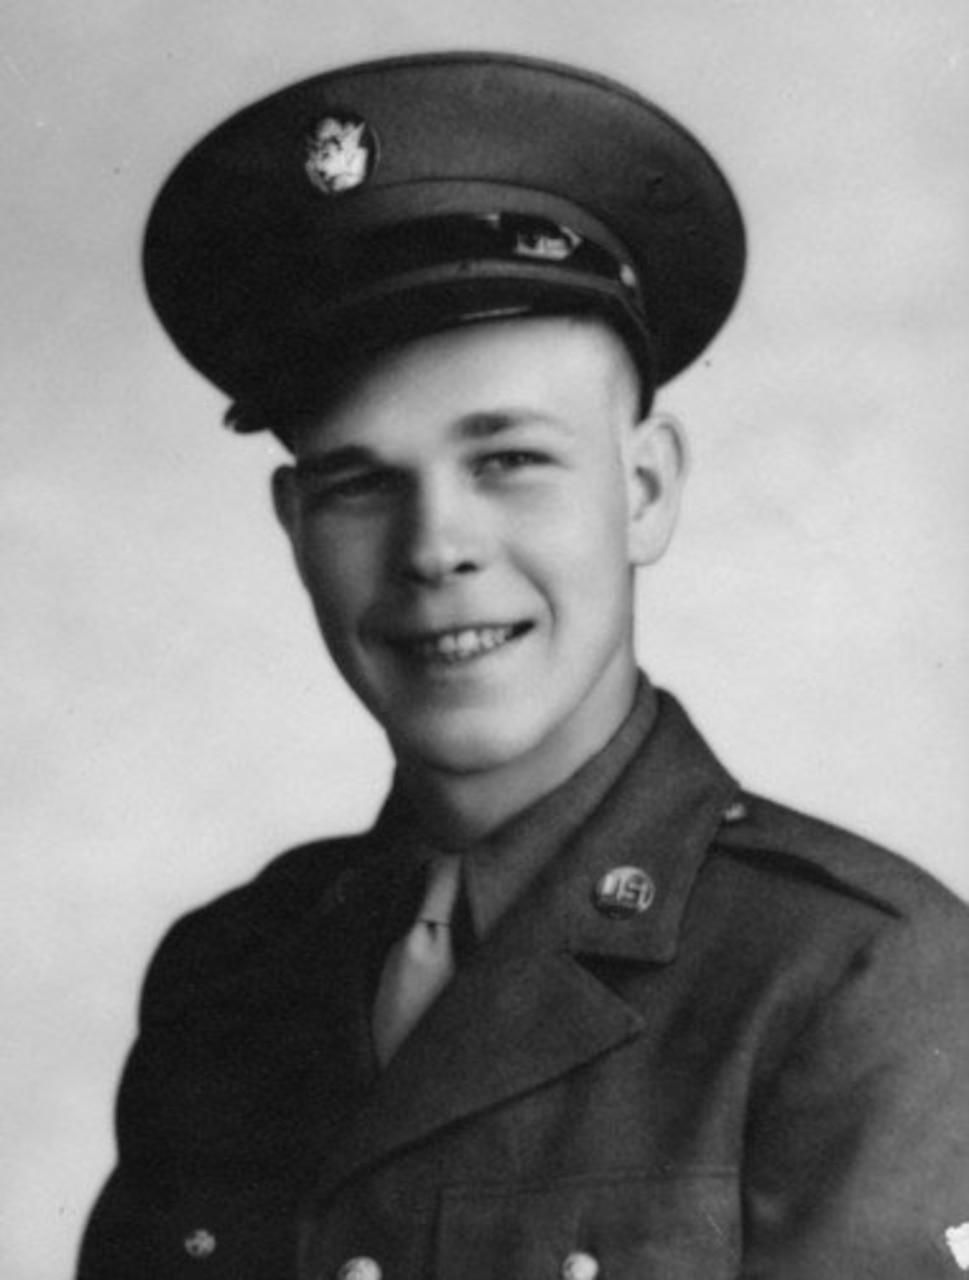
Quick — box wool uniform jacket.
[78,692,969,1279]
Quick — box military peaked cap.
[143,51,745,433]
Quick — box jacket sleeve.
[75,836,364,1280]
[741,887,969,1278]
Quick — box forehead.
[289,315,638,455]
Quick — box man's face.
[274,316,682,781]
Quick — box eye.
[299,467,405,506]
[473,450,551,477]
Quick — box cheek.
[298,526,374,624]
[517,484,630,596]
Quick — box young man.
[79,53,969,1280]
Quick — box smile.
[391,623,531,665]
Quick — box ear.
[623,411,689,566]
[271,464,308,583]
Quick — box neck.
[395,668,645,849]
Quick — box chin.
[388,706,543,777]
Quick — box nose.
[396,475,488,585]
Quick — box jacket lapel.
[310,921,644,1204]
[310,691,739,1205]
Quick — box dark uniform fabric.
[78,692,969,1279]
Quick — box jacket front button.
[182,1228,217,1260]
[561,1251,600,1280]
[336,1258,383,1280]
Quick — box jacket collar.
[556,688,740,964]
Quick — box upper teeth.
[412,626,517,661]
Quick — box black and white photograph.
[2,3,968,1278]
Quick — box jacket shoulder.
[712,792,966,925]
[139,831,370,1022]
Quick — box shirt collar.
[374,674,658,941]
[363,685,741,966]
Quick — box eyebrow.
[294,445,379,478]
[456,410,570,439]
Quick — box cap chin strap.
[340,213,643,308]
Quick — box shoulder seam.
[711,840,903,919]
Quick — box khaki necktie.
[372,854,461,1067]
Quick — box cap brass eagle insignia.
[305,114,376,194]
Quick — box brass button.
[562,1251,600,1280]
[182,1228,216,1260]
[593,866,655,918]
[336,1258,383,1280]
